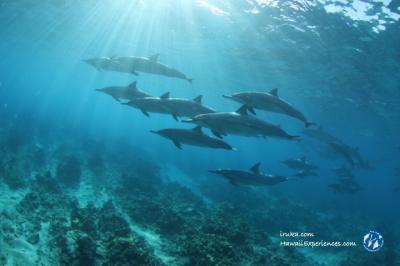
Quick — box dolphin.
[150,126,236,150]
[182,105,300,140]
[113,54,193,83]
[122,93,172,117]
[208,162,288,187]
[122,92,215,121]
[281,156,318,171]
[292,170,318,178]
[83,57,136,74]
[302,126,342,144]
[156,92,215,120]
[96,81,150,102]
[329,142,356,167]
[223,88,315,127]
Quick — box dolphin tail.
[305,121,317,128]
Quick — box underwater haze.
[0,0,399,265]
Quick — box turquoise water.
[0,1,399,265]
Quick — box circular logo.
[363,231,384,252]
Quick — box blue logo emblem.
[363,231,384,252]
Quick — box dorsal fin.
[270,88,278,97]
[149,53,160,62]
[250,162,261,174]
[236,105,248,115]
[127,81,137,90]
[160,92,170,99]
[193,95,203,104]
[192,126,202,133]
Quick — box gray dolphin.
[208,162,288,187]
[150,126,236,150]
[156,92,215,120]
[122,92,214,121]
[302,126,342,144]
[281,156,318,171]
[329,142,356,167]
[223,88,315,127]
[96,81,150,102]
[113,54,193,83]
[83,57,136,74]
[122,93,172,117]
[182,105,299,140]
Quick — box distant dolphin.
[113,54,193,83]
[150,126,236,150]
[122,92,215,121]
[209,162,288,187]
[331,165,354,178]
[223,88,315,127]
[329,142,356,167]
[183,105,300,140]
[281,156,318,171]
[96,81,150,102]
[302,126,342,144]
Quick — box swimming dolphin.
[122,92,214,121]
[96,81,150,102]
[113,54,193,83]
[281,156,318,171]
[223,88,315,127]
[182,105,300,140]
[83,57,135,74]
[302,126,342,144]
[329,142,356,167]
[150,126,236,150]
[122,93,172,117]
[154,92,215,120]
[292,170,318,178]
[208,162,288,187]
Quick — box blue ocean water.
[0,0,399,265]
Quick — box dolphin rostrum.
[223,88,315,127]
[150,126,236,150]
[281,156,318,171]
[122,92,215,121]
[183,105,300,140]
[113,54,193,83]
[96,81,150,102]
[209,162,288,187]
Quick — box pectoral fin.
[173,140,182,149]
[172,114,179,121]
[212,130,224,139]
[141,109,150,117]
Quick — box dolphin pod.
[83,54,371,192]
